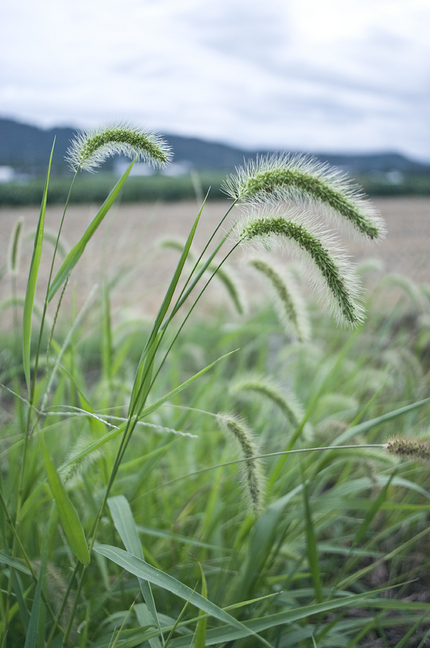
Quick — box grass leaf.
[302,480,322,602]
[94,544,271,647]
[23,561,45,648]
[40,435,90,565]
[22,140,54,390]
[108,496,162,647]
[47,159,136,302]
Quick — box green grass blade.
[23,561,45,648]
[93,544,271,647]
[40,435,90,566]
[302,481,322,603]
[57,351,235,472]
[194,563,208,648]
[128,195,208,417]
[393,613,429,648]
[354,473,395,545]
[138,350,237,419]
[151,192,207,334]
[11,570,30,633]
[47,159,136,302]
[108,496,162,647]
[332,396,430,446]
[0,551,32,576]
[166,588,395,647]
[129,333,157,417]
[22,140,55,390]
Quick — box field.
[1,192,430,647]
[1,197,429,317]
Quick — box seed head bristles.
[248,257,310,342]
[385,436,430,464]
[217,413,265,515]
[66,124,172,172]
[222,154,386,241]
[8,216,24,275]
[238,208,364,327]
[60,433,103,486]
[230,374,307,430]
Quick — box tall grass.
[1,124,430,647]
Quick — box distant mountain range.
[1,117,429,177]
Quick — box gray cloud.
[0,0,429,161]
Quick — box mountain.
[1,117,429,176]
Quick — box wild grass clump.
[1,123,430,647]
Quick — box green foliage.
[0,172,227,206]
[1,124,430,647]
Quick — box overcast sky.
[1,0,429,161]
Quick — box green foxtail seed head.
[66,124,172,172]
[217,413,264,515]
[8,216,24,276]
[223,154,386,240]
[385,437,430,463]
[230,374,309,433]
[238,207,364,327]
[248,256,310,342]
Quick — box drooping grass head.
[223,153,386,240]
[66,124,172,172]
[237,208,365,328]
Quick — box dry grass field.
[0,196,429,323]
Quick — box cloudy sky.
[1,0,429,161]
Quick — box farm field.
[1,197,429,320]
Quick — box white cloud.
[0,0,429,160]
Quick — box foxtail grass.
[223,153,386,240]
[66,124,172,172]
[237,211,364,326]
[11,123,430,648]
[217,413,265,515]
[248,256,310,341]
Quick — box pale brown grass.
[0,197,428,325]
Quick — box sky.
[1,0,429,161]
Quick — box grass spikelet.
[66,124,172,172]
[385,436,430,463]
[230,374,306,430]
[248,257,310,341]
[223,154,385,240]
[217,413,264,515]
[59,432,103,486]
[238,210,364,327]
[7,216,24,275]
